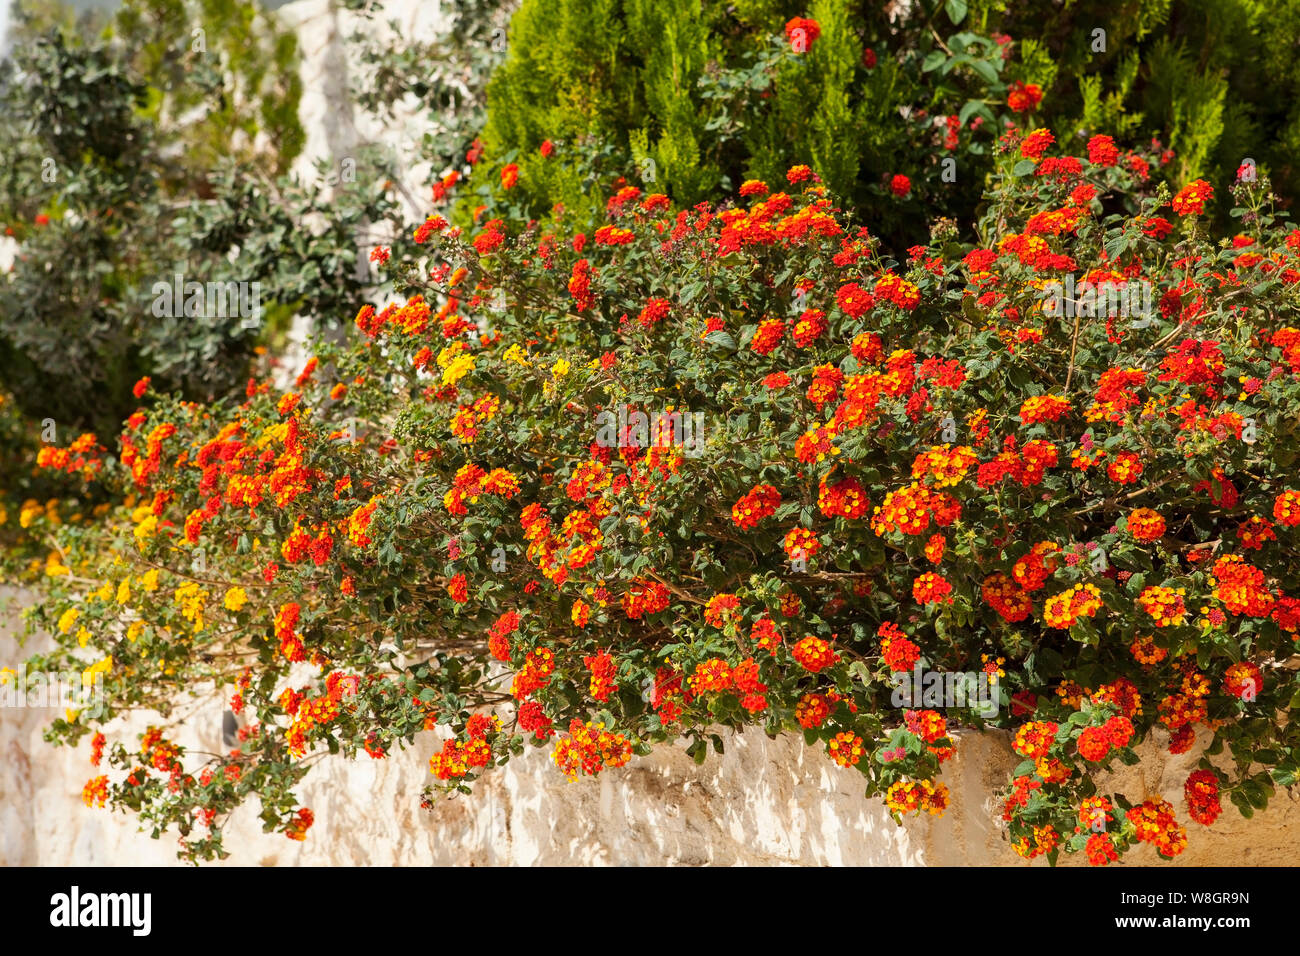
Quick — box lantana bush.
[18,120,1300,865]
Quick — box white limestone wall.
[3,581,1297,867]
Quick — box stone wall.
[3,582,1297,866]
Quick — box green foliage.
[477,0,1018,250]
[0,31,166,436]
[469,0,1300,246]
[1077,51,1144,141]
[991,0,1300,223]
[0,2,400,438]
[346,0,515,178]
[111,0,305,179]
[480,0,659,193]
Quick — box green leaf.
[944,0,968,24]
[1243,779,1270,809]
[968,58,998,85]
[958,99,984,127]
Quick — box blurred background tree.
[470,0,1300,246]
[0,0,399,437]
[985,0,1300,207]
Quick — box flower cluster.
[22,117,1300,867]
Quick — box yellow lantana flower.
[19,500,42,528]
[441,353,475,386]
[503,344,531,366]
[82,655,112,687]
[224,586,248,612]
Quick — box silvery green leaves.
[0,5,400,436]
